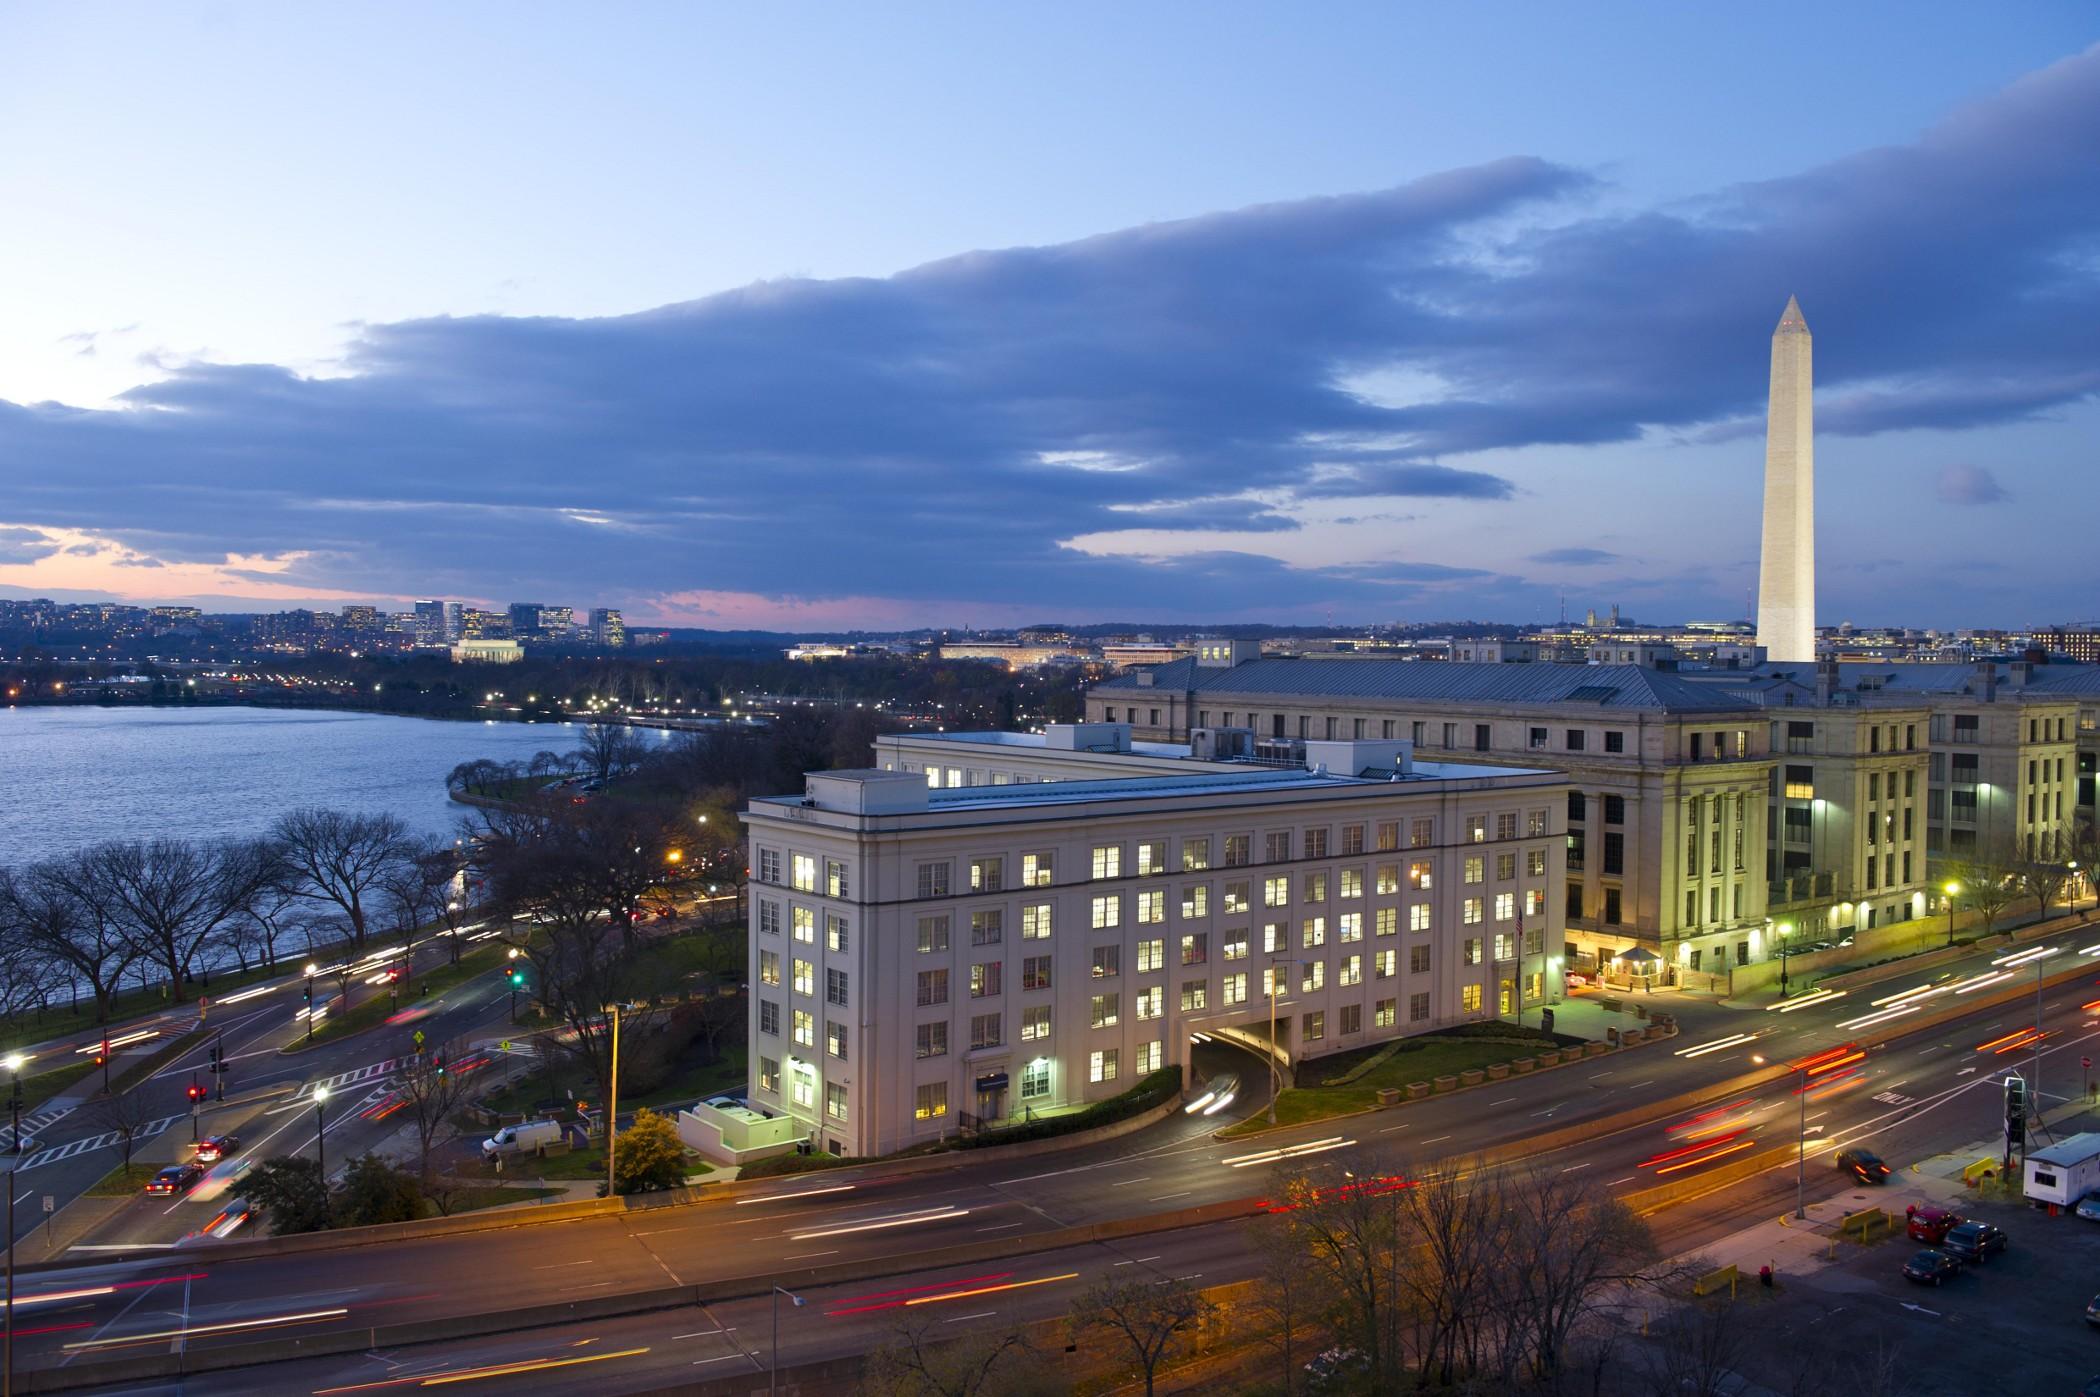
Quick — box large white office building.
[741,726,1568,1158]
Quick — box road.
[29,927,2100,1392]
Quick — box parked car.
[1902,1249,1960,1286]
[1303,1347,1369,1387]
[1905,1205,1963,1244]
[193,1134,240,1164]
[1941,1220,2007,1263]
[2085,1296,2100,1330]
[482,1119,563,1160]
[144,1163,205,1196]
[2077,1191,2100,1223]
[1838,1149,1892,1184]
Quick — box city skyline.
[1,13,2095,629]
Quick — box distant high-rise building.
[461,608,507,639]
[537,605,574,638]
[412,599,446,645]
[1756,296,1816,663]
[443,601,465,641]
[507,603,545,638]
[590,608,626,648]
[340,604,380,631]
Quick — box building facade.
[741,733,1568,1157]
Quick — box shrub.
[612,1108,689,1194]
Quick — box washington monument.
[1756,295,1815,662]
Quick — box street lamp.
[304,962,319,1044]
[770,1285,805,1395]
[3,1055,21,1156]
[1775,921,1796,997]
[1943,882,1962,946]
[3,1052,18,1397]
[507,949,522,1022]
[313,1084,330,1176]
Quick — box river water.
[0,704,642,867]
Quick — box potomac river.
[0,704,642,866]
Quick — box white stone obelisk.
[1755,295,1815,662]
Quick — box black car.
[143,1162,204,1196]
[1837,1149,1892,1184]
[1902,1248,1960,1286]
[2085,1296,2100,1330]
[1941,1220,2007,1263]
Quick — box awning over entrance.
[975,1072,1009,1093]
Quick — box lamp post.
[1943,882,1962,946]
[313,1084,330,1177]
[5,1053,21,1397]
[1776,921,1796,998]
[4,1055,21,1156]
[606,1005,621,1199]
[304,962,319,1044]
[1266,958,1310,1125]
[770,1285,804,1394]
[507,949,521,1022]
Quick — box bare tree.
[1269,1159,1404,1380]
[575,721,650,786]
[2019,830,2073,920]
[1489,1159,1661,1386]
[9,858,140,1022]
[391,1037,478,1210]
[1394,1159,1505,1385]
[1248,1214,1328,1394]
[1946,849,2019,940]
[1068,1275,1213,1397]
[100,838,278,1000]
[86,1085,158,1180]
[222,856,303,975]
[273,808,411,948]
[863,1313,1033,1397]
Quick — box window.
[1375,998,1396,1028]
[792,854,817,892]
[1019,1004,1051,1041]
[1304,828,1329,859]
[1023,955,1053,991]
[1463,898,1484,926]
[1410,818,1433,848]
[1136,1039,1163,1074]
[1264,875,1291,908]
[1566,729,1587,752]
[916,862,951,899]
[1496,852,1516,881]
[1339,868,1362,900]
[971,909,1003,945]
[792,1008,814,1047]
[1604,795,1625,825]
[1527,848,1547,877]
[1091,845,1121,880]
[1021,1059,1051,1098]
[1527,888,1546,917]
[1604,730,1624,753]
[1568,791,1587,822]
[1224,834,1251,867]
[917,915,950,953]
[1339,1003,1362,1035]
[758,849,781,885]
[969,961,1002,997]
[825,967,848,1006]
[759,900,780,937]
[826,1082,848,1121]
[1223,973,1248,1006]
[1303,1010,1326,1042]
[1376,864,1399,894]
[1527,809,1548,837]
[1135,985,1163,1020]
[915,1082,948,1119]
[916,969,949,1006]
[1409,991,1430,1023]
[1339,954,1362,986]
[792,1073,815,1109]
[1376,907,1398,937]
[1224,930,1249,960]
[1339,912,1363,943]
[1090,1049,1119,1084]
[792,958,814,996]
[1136,889,1166,924]
[1136,841,1166,876]
[1604,887,1622,924]
[1181,932,1209,965]
[793,906,815,943]
[825,913,849,953]
[822,857,850,898]
[1378,821,1400,851]
[1302,917,1326,948]
[1494,892,1515,922]
[1494,931,1515,961]
[1264,922,1287,954]
[1376,947,1397,979]
[1467,816,1487,843]
[759,949,781,986]
[1603,832,1624,875]
[1137,938,1166,973]
[970,1013,1002,1050]
[1181,980,1208,1012]
[759,1056,780,1093]
[1091,895,1122,929]
[759,999,780,1036]
[1224,880,1251,915]
[1342,824,1365,856]
[1182,837,1212,870]
[1461,984,1483,1013]
[1475,724,1492,752]
[915,1021,949,1058]
[1567,830,1585,872]
[1784,766,1814,800]
[1530,725,1548,750]
[969,857,1002,892]
[827,1021,847,1059]
[1464,856,1484,885]
[1300,960,1325,992]
[1410,904,1432,933]
[1463,937,1482,965]
[1496,812,1518,841]
[1305,872,1328,902]
[1181,884,1209,919]
[1021,851,1054,887]
[1091,945,1121,978]
[1265,831,1292,863]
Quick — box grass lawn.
[18,1059,98,1112]
[1220,1033,1566,1137]
[461,1146,713,1184]
[476,1038,744,1120]
[439,1184,563,1214]
[85,1161,158,1197]
[302,942,506,1051]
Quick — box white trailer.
[2022,1132,2100,1208]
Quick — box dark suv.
[1941,1220,2007,1263]
[1837,1149,1891,1184]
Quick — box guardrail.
[1839,1206,1889,1241]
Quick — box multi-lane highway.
[20,921,2100,1393]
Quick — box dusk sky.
[2,6,2096,630]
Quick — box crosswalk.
[20,1104,75,1135]
[16,1115,184,1172]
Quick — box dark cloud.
[1528,547,1620,566]
[0,527,59,566]
[0,46,2094,620]
[1936,463,2011,505]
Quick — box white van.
[482,1119,563,1160]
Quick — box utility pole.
[606,1005,621,1197]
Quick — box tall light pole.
[304,962,319,1044]
[5,1053,21,1397]
[1266,958,1309,1125]
[605,1005,621,1198]
[313,1084,330,1177]
[1943,882,1962,946]
[507,949,521,1023]
[1775,921,1796,998]
[770,1285,804,1394]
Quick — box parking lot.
[1696,1185,2100,1393]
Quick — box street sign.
[2084,1056,2091,1068]
[41,1196,52,1213]
[413,1030,425,1046]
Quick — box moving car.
[2086,1297,2100,1330]
[2078,1191,2100,1223]
[1941,1220,2007,1263]
[1905,1205,1963,1244]
[144,1163,205,1196]
[1837,1149,1892,1184]
[1303,1347,1369,1388]
[1901,1249,1960,1286]
[194,1134,240,1164]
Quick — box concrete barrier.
[1839,1206,1889,1241]
[1692,1263,1738,1297]
[1618,1144,1798,1216]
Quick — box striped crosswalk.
[16,1115,183,1172]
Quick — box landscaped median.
[1218,1021,1643,1139]
[290,942,508,1052]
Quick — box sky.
[1,4,2096,631]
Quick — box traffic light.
[433,1051,447,1077]
[2005,1073,2028,1140]
[186,1082,205,1104]
[303,983,313,1004]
